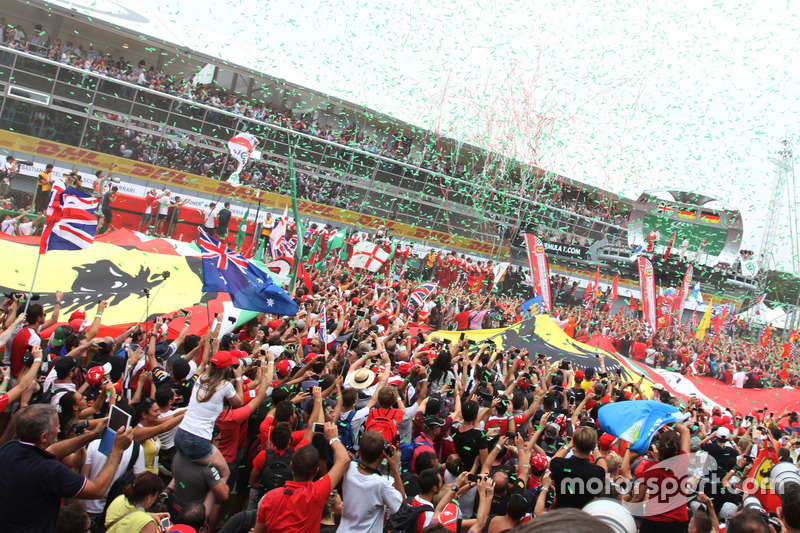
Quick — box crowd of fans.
[0,225,795,533]
[0,15,629,236]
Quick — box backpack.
[258,448,294,497]
[384,502,434,533]
[337,410,357,451]
[399,435,435,473]
[33,385,71,406]
[365,408,399,444]
[103,442,141,515]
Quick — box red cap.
[85,363,112,387]
[267,319,283,331]
[230,349,247,365]
[397,362,413,376]
[599,433,617,451]
[304,353,317,364]
[575,370,585,381]
[530,453,548,472]
[276,360,292,377]
[711,416,725,427]
[69,310,86,321]
[210,351,232,369]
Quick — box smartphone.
[312,422,325,434]
[443,339,452,346]
[459,332,465,341]
[467,473,481,482]
[160,516,170,530]
[506,431,517,439]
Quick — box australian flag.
[198,229,298,315]
[39,186,98,254]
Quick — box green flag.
[235,206,249,249]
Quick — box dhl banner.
[0,130,506,256]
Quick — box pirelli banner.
[0,130,506,256]
[541,240,588,260]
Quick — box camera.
[742,496,782,532]
[383,443,395,457]
[770,462,800,499]
[238,357,253,367]
[70,420,89,436]
[5,292,39,301]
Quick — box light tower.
[757,139,794,291]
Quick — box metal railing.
[0,46,629,251]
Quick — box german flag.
[700,211,720,224]
[677,208,696,220]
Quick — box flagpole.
[287,138,305,296]
[23,253,43,315]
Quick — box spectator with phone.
[337,429,405,532]
[104,471,170,532]
[0,404,133,532]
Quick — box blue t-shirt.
[0,440,87,532]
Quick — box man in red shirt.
[10,298,63,377]
[253,422,348,533]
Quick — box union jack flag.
[407,282,437,312]
[198,228,247,270]
[656,203,674,214]
[39,187,98,254]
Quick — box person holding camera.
[338,429,405,532]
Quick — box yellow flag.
[696,298,713,340]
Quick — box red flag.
[637,257,657,334]
[594,264,601,289]
[628,296,638,311]
[610,274,619,301]
[663,232,676,260]
[523,234,552,312]
[672,265,693,327]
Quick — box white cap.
[716,427,731,440]
[267,345,285,357]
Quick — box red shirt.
[259,415,306,450]
[454,311,471,330]
[10,326,40,378]
[216,405,252,463]
[638,452,689,522]
[256,475,331,533]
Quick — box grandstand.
[0,0,758,300]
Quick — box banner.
[637,257,657,334]
[672,265,693,327]
[523,234,552,312]
[349,241,389,272]
[227,132,259,184]
[3,130,505,256]
[541,240,588,259]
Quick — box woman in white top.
[174,350,243,486]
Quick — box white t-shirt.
[157,195,170,216]
[731,372,746,388]
[337,462,403,533]
[83,439,145,514]
[179,380,235,440]
[158,407,188,449]
[17,221,35,236]
[1,219,16,235]
[203,207,216,229]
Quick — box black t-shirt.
[101,190,113,212]
[452,427,488,471]
[549,455,605,509]
[619,339,633,356]
[153,367,197,409]
[217,208,232,230]
[700,441,738,480]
